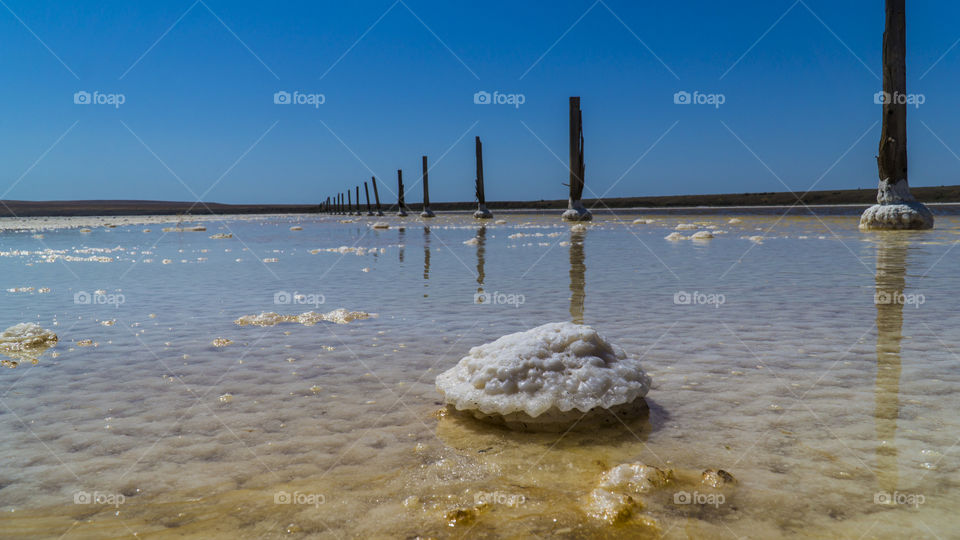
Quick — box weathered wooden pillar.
[420,155,434,218]
[860,0,932,229]
[562,96,592,221]
[364,182,373,215]
[397,169,408,216]
[371,176,384,216]
[473,136,492,219]
[355,186,361,215]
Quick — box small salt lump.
[436,322,651,430]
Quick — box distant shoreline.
[3,186,960,217]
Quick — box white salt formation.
[0,323,58,366]
[436,322,651,430]
[664,232,686,241]
[860,195,934,230]
[162,225,206,232]
[0,323,58,351]
[690,231,714,240]
[234,308,375,327]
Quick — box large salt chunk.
[0,323,58,351]
[436,322,651,428]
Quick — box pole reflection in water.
[476,226,486,295]
[569,229,586,324]
[423,226,431,297]
[398,227,405,264]
[874,238,907,493]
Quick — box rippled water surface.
[1,211,959,538]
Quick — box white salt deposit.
[675,223,697,230]
[234,308,375,327]
[728,218,743,224]
[664,232,687,241]
[435,322,651,429]
[210,233,232,239]
[162,226,206,232]
[690,231,714,240]
[859,203,934,230]
[570,224,587,233]
[0,323,58,352]
[463,238,479,246]
[371,222,390,229]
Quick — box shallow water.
[0,210,958,538]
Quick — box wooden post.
[371,176,384,216]
[347,190,352,215]
[562,96,592,221]
[364,182,373,215]
[421,155,434,217]
[397,169,407,216]
[355,186,360,215]
[473,136,492,219]
[859,0,932,229]
[878,0,908,194]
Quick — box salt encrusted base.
[859,203,933,230]
[420,208,435,218]
[473,205,493,219]
[562,200,593,222]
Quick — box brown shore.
[2,186,960,217]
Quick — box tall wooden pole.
[878,0,907,193]
[364,182,373,215]
[355,185,360,215]
[371,176,383,216]
[397,169,407,216]
[420,155,434,218]
[860,0,932,229]
[562,97,591,221]
[473,136,492,219]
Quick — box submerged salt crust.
[436,322,651,426]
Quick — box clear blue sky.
[1,0,959,204]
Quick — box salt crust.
[234,308,375,327]
[436,322,651,426]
